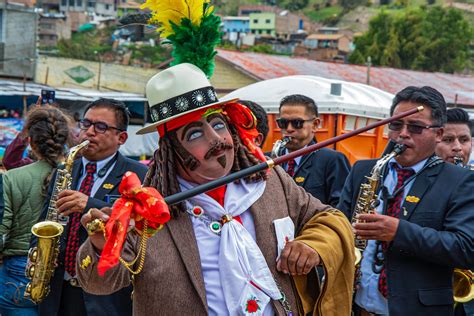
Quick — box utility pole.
[366,56,372,85]
[95,51,101,90]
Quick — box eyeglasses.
[388,121,441,135]
[276,118,315,129]
[79,119,124,134]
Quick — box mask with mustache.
[170,133,234,171]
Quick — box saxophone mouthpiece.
[394,143,407,155]
[271,136,292,158]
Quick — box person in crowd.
[435,107,474,316]
[435,107,472,166]
[3,100,79,171]
[275,94,351,207]
[0,106,70,316]
[239,100,269,148]
[76,63,355,315]
[3,126,35,170]
[37,98,148,316]
[337,86,474,315]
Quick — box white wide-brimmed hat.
[137,63,238,135]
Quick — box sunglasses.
[79,119,124,134]
[276,118,315,129]
[388,121,441,135]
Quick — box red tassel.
[97,172,171,275]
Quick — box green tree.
[339,0,368,10]
[349,6,473,73]
[278,0,309,11]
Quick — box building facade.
[249,12,275,37]
[0,3,37,79]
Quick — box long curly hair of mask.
[144,122,267,217]
[25,105,70,195]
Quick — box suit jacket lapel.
[249,194,278,259]
[401,163,441,221]
[166,213,208,311]
[71,159,82,190]
[93,153,123,200]
[294,140,317,185]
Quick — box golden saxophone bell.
[453,269,474,303]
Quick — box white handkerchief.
[273,216,295,259]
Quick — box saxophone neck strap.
[80,153,119,179]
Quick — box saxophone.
[24,140,90,304]
[271,136,291,158]
[452,156,474,303]
[352,143,406,286]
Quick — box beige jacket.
[76,167,354,315]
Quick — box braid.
[25,105,69,196]
[144,135,185,217]
[228,124,267,182]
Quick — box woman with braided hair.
[0,105,70,316]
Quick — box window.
[265,19,271,24]
[344,115,356,131]
[366,119,378,134]
[69,0,74,6]
[266,30,271,34]
[62,0,67,6]
[77,0,82,6]
[253,19,258,23]
[251,30,255,34]
[105,4,110,9]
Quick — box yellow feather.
[141,0,211,38]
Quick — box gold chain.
[96,219,163,275]
[119,221,150,275]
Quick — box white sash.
[179,178,282,315]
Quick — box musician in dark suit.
[337,86,474,315]
[38,99,147,316]
[276,94,350,207]
[436,108,474,316]
[436,107,472,167]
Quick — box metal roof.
[0,79,146,102]
[216,49,474,106]
[223,75,395,119]
[306,34,348,40]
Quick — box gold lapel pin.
[405,195,420,203]
[103,183,114,190]
[295,177,305,183]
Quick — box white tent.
[120,125,159,157]
[222,75,395,119]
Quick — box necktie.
[378,164,414,298]
[287,159,296,177]
[64,162,96,277]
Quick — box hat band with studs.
[149,86,218,123]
